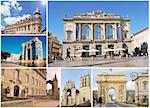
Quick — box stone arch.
[14,85,19,97]
[108,87,117,102]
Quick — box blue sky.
[1,0,46,30]
[61,68,91,92]
[48,1,148,43]
[93,68,148,90]
[1,36,46,58]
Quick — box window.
[106,25,113,39]
[66,31,72,40]
[96,45,102,55]
[82,79,84,87]
[38,26,41,32]
[32,77,34,84]
[1,69,4,75]
[32,88,34,95]
[15,70,20,80]
[26,74,29,83]
[28,25,30,30]
[143,81,148,90]
[94,25,101,40]
[82,24,90,40]
[36,79,38,86]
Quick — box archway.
[14,85,19,97]
[97,74,127,103]
[108,87,117,103]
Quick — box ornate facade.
[61,74,91,106]
[1,69,47,100]
[21,37,43,64]
[97,74,127,103]
[134,72,149,104]
[131,27,149,50]
[63,10,132,59]
[3,8,42,34]
[48,33,62,62]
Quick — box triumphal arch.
[97,74,127,103]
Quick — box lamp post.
[130,72,139,106]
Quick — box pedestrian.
[99,97,102,106]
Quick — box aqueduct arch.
[97,74,127,103]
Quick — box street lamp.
[130,72,139,106]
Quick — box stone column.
[103,23,106,40]
[73,23,76,41]
[114,23,117,40]
[40,42,43,60]
[79,23,81,41]
[80,23,82,40]
[30,43,32,60]
[22,44,25,60]
[90,23,94,40]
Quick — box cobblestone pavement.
[49,56,148,67]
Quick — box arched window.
[143,81,148,90]
[82,24,90,40]
[106,25,113,39]
[94,25,101,40]
[66,31,72,40]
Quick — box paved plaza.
[33,96,59,107]
[49,56,148,67]
[95,102,137,107]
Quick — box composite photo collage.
[0,0,149,107]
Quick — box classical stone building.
[3,8,42,34]
[63,10,132,59]
[21,37,44,65]
[97,74,127,103]
[48,33,62,62]
[134,72,149,104]
[131,27,149,51]
[61,74,91,106]
[1,69,47,99]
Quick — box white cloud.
[0,4,11,16]
[10,0,22,11]
[0,0,22,17]
[126,81,135,90]
[4,14,31,25]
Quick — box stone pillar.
[40,42,43,60]
[79,23,81,41]
[114,24,117,40]
[30,44,32,60]
[80,23,82,40]
[90,23,94,40]
[73,23,76,41]
[22,44,25,60]
[103,23,106,40]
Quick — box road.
[49,56,148,67]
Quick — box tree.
[141,42,148,56]
[1,51,10,60]
[134,47,140,56]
